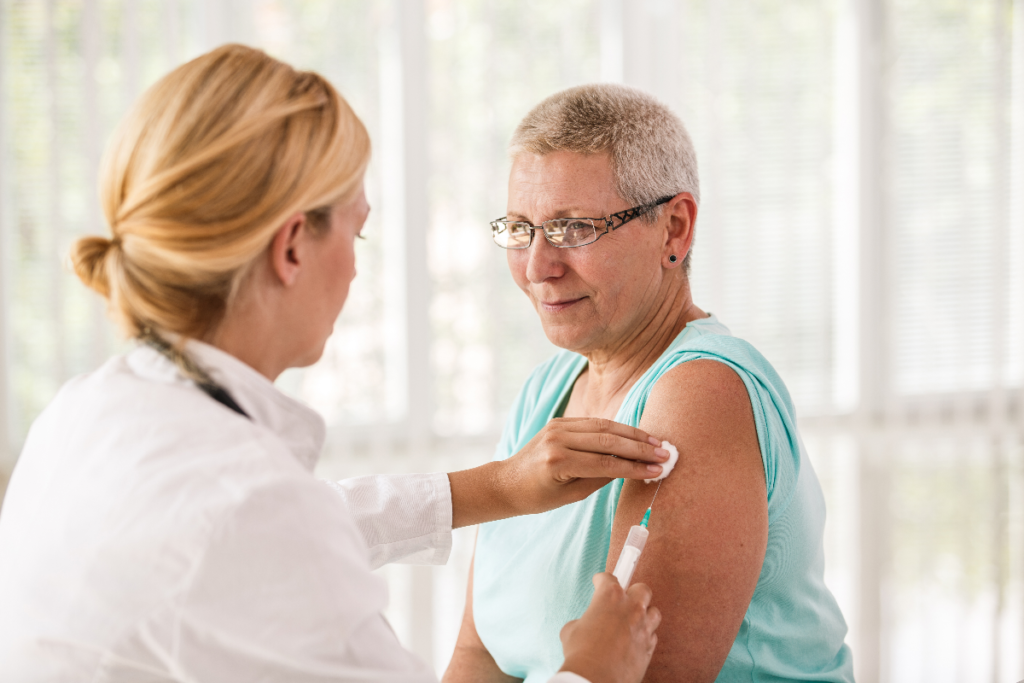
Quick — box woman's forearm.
[448,462,519,529]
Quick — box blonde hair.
[509,84,699,268]
[70,44,370,340]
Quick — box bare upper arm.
[606,359,768,683]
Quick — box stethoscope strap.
[197,381,251,420]
[143,336,252,421]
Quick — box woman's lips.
[539,297,585,313]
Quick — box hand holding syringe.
[612,440,678,589]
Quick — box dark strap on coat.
[197,381,251,419]
[142,336,252,420]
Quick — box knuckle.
[543,449,561,468]
[597,432,615,451]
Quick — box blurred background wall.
[0,0,1022,681]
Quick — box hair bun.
[69,235,117,297]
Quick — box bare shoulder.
[638,358,763,484]
[643,358,753,438]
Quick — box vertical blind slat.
[44,0,64,388]
[0,0,10,473]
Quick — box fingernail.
[647,436,661,446]
[647,464,663,473]
[653,447,669,460]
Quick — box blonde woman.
[0,46,666,683]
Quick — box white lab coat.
[0,341,586,683]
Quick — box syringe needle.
[649,479,664,510]
[617,463,670,589]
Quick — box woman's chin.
[291,338,330,370]
[540,321,600,353]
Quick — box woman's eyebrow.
[506,207,598,221]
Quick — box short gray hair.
[509,83,700,210]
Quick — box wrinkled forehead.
[506,150,623,220]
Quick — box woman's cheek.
[341,241,357,284]
[507,252,529,291]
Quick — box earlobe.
[665,250,687,269]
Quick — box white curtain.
[0,1,1021,681]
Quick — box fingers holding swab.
[644,440,678,484]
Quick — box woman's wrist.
[447,460,521,529]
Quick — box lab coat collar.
[126,340,326,472]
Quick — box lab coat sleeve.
[326,472,453,570]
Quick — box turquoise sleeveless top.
[473,316,854,682]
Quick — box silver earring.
[669,254,678,263]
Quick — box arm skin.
[606,359,768,682]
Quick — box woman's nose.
[523,232,566,284]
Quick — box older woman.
[0,47,665,683]
[446,85,854,683]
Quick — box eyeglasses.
[490,195,675,250]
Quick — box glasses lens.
[546,219,596,247]
[492,221,533,249]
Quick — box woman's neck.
[204,266,303,382]
[565,283,706,420]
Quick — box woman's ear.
[269,212,308,286]
[663,192,698,268]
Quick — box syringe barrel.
[625,525,649,552]
[612,525,649,589]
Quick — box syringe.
[611,507,651,589]
[611,440,674,589]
